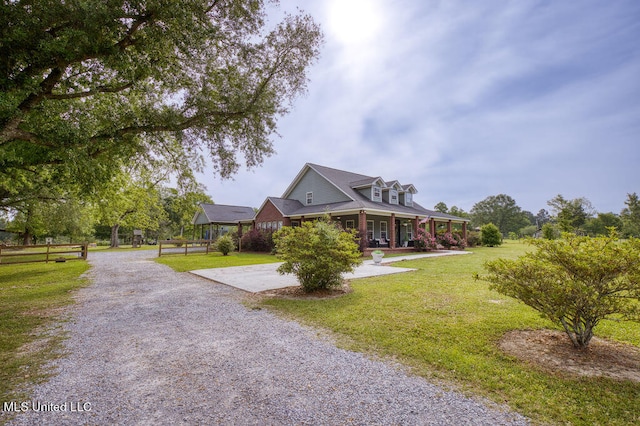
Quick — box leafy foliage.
[274,218,362,292]
[0,0,322,210]
[470,194,531,235]
[547,194,595,233]
[482,232,640,349]
[436,231,466,249]
[541,222,559,240]
[215,234,235,256]
[240,229,274,252]
[480,223,502,247]
[413,227,437,251]
[621,192,640,237]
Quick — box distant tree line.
[434,192,640,239]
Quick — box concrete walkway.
[191,250,470,293]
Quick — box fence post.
[46,243,50,264]
[158,242,162,257]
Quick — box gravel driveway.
[7,250,528,425]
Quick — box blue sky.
[198,0,640,215]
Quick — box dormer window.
[390,190,398,205]
[372,186,382,202]
[405,192,413,206]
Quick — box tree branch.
[46,82,135,100]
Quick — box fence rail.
[0,243,88,265]
[157,240,213,257]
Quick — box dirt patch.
[500,329,640,382]
[259,282,352,299]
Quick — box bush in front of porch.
[274,218,362,292]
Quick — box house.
[252,163,469,252]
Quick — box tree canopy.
[0,0,322,210]
[470,194,530,235]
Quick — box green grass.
[261,241,640,425]
[155,251,280,272]
[0,261,90,408]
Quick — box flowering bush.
[413,228,437,251]
[437,232,467,249]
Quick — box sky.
[197,0,640,215]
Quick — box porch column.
[462,221,467,242]
[390,213,396,249]
[414,216,419,239]
[447,220,452,233]
[359,210,367,246]
[430,218,436,236]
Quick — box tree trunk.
[110,224,120,248]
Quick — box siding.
[288,168,351,206]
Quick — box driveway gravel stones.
[6,250,528,425]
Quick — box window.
[306,192,313,205]
[345,220,355,229]
[367,220,375,241]
[277,221,283,230]
[390,190,398,205]
[291,220,300,227]
[405,192,413,206]
[406,223,413,240]
[372,186,382,202]
[380,221,388,240]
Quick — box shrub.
[519,225,538,238]
[436,231,466,249]
[481,231,640,349]
[274,218,362,292]
[240,229,274,252]
[413,227,437,251]
[541,222,559,240]
[466,231,481,247]
[480,223,502,247]
[172,236,187,247]
[216,234,235,256]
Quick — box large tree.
[547,194,595,233]
[470,194,530,235]
[96,167,167,247]
[621,192,640,237]
[0,0,322,209]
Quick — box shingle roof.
[199,204,255,224]
[277,164,469,222]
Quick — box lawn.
[261,241,640,426]
[0,261,90,406]
[155,251,280,272]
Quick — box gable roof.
[275,163,470,221]
[196,203,255,224]
[258,197,305,216]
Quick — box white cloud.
[200,0,640,215]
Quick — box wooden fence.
[157,240,213,257]
[0,243,88,265]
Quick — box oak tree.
[1,0,322,209]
